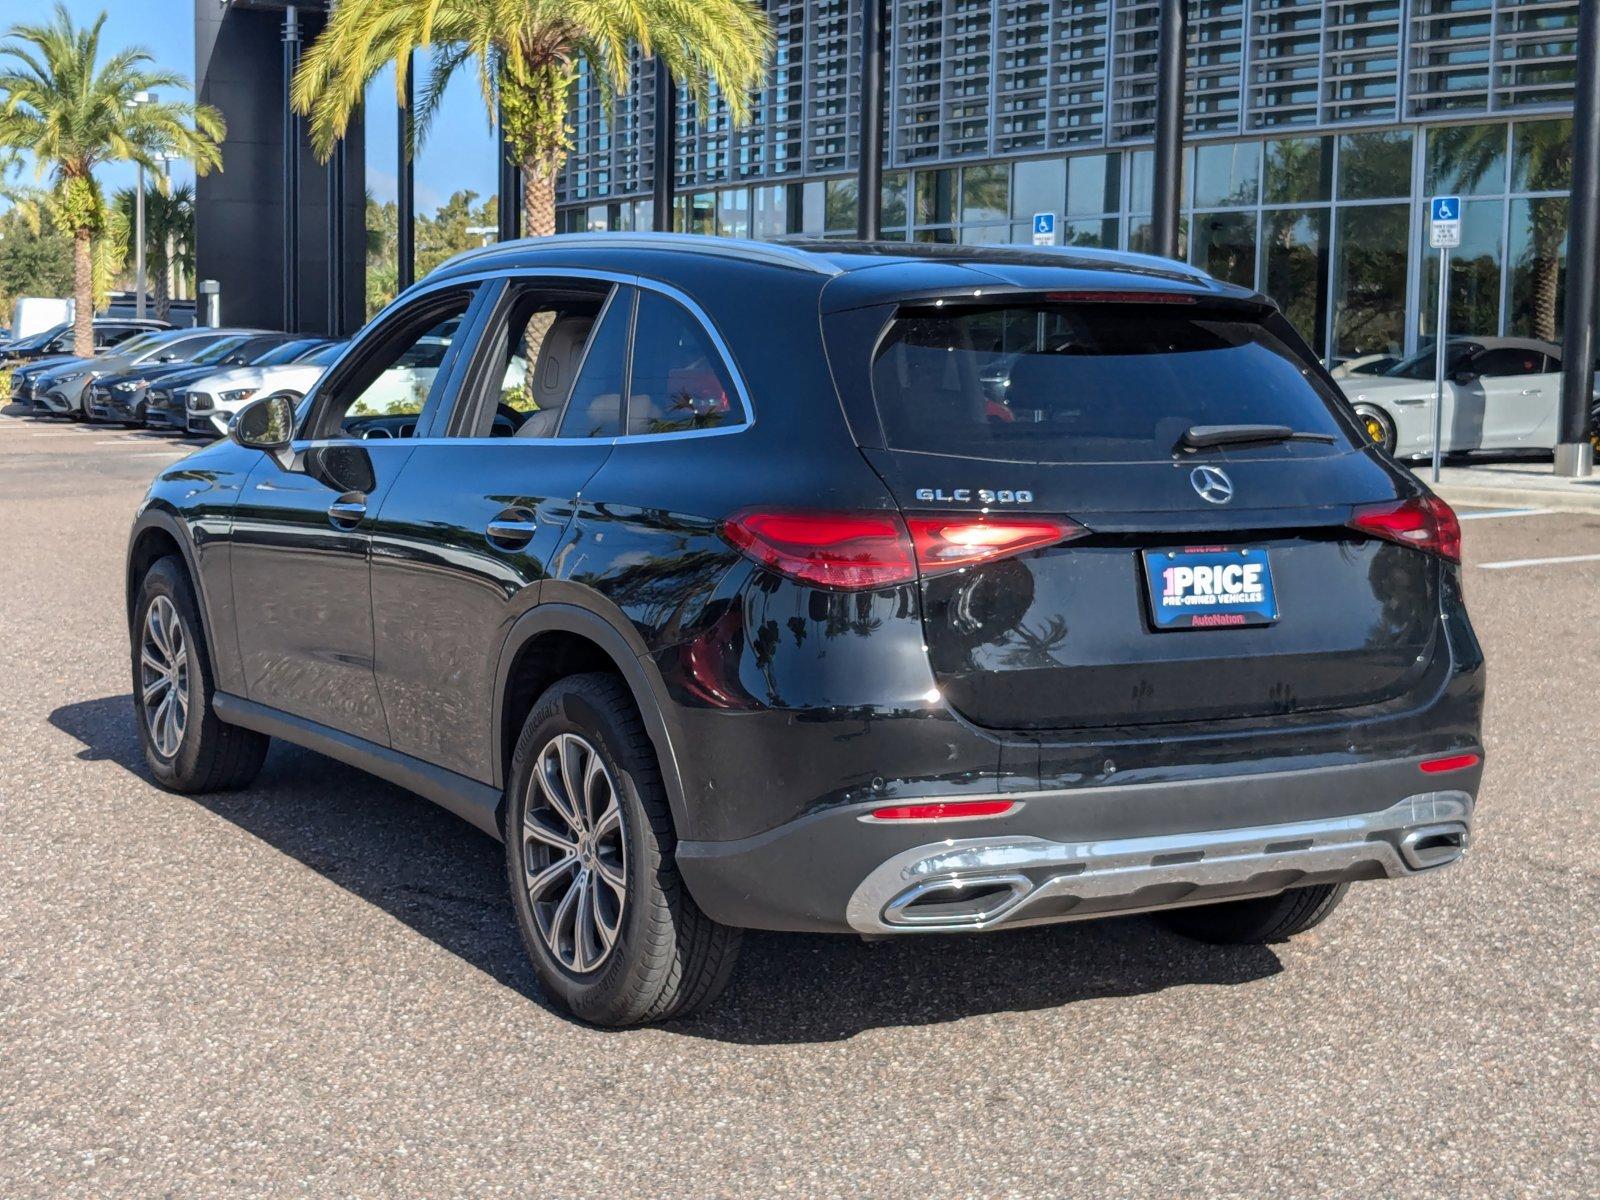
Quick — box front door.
[229,283,481,743]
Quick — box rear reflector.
[1419,753,1481,774]
[1348,495,1462,563]
[722,510,1080,590]
[867,799,1017,821]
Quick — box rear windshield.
[870,302,1354,464]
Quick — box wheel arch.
[493,601,690,837]
[126,509,220,672]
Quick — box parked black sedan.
[87,332,289,426]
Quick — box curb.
[1432,481,1600,515]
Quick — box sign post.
[1032,212,1057,247]
[1428,196,1462,484]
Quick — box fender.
[492,597,691,836]
[126,504,226,684]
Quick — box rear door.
[848,295,1442,732]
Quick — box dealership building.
[196,1,1584,368]
[556,0,1583,364]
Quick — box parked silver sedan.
[1336,336,1588,457]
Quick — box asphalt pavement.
[1,408,1596,1198]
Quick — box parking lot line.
[1479,552,1600,571]
[1457,507,1552,521]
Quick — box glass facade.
[557,1,1580,362]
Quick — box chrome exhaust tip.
[882,874,1031,927]
[1399,824,1470,871]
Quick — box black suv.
[126,236,1484,1026]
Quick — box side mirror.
[231,392,297,456]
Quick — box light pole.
[128,90,157,319]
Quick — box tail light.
[1348,495,1461,563]
[721,510,1082,590]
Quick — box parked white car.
[1337,336,1595,457]
[180,340,345,436]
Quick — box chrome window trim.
[412,265,756,448]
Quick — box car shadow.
[51,694,1284,1045]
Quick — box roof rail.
[437,232,844,277]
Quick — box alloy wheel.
[139,595,190,759]
[521,733,628,975]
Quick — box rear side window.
[626,291,745,436]
[871,302,1354,464]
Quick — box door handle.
[485,509,537,549]
[327,496,367,528]
[1521,388,1543,396]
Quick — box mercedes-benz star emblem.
[1190,465,1234,505]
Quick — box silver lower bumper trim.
[845,791,1473,934]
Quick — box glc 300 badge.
[913,487,1035,504]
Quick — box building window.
[1191,211,1256,289]
[914,168,955,227]
[751,185,787,240]
[1263,137,1332,204]
[1419,198,1504,340]
[824,178,858,235]
[1011,159,1066,223]
[881,171,909,237]
[1337,130,1412,200]
[1508,196,1567,341]
[1262,208,1330,358]
[1066,152,1121,217]
[717,187,750,238]
[960,164,1009,224]
[1424,123,1508,197]
[1332,202,1409,358]
[1194,141,1261,209]
[1512,119,1573,193]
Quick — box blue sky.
[5,0,500,212]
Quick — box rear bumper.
[676,754,1481,933]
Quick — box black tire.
[131,556,269,792]
[1158,883,1349,945]
[1353,403,1396,454]
[504,673,741,1026]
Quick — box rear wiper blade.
[1178,423,1337,451]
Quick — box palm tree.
[115,182,195,321]
[291,0,771,239]
[0,5,224,355]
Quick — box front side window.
[870,301,1354,465]
[313,290,474,439]
[1471,347,1547,378]
[625,292,744,436]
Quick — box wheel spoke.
[523,815,577,855]
[536,745,582,835]
[558,736,585,832]
[594,853,627,900]
[593,796,621,840]
[547,873,582,965]
[573,873,597,971]
[142,672,171,704]
[140,647,166,676]
[525,852,578,902]
[589,872,619,951]
[582,750,607,829]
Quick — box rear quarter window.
[871,301,1355,464]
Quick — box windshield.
[303,342,346,366]
[1381,342,1480,380]
[253,339,324,367]
[104,331,164,358]
[11,323,69,350]
[190,337,249,365]
[870,301,1354,465]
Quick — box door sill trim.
[212,693,504,840]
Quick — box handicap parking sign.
[1429,196,1461,248]
[1032,212,1056,246]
